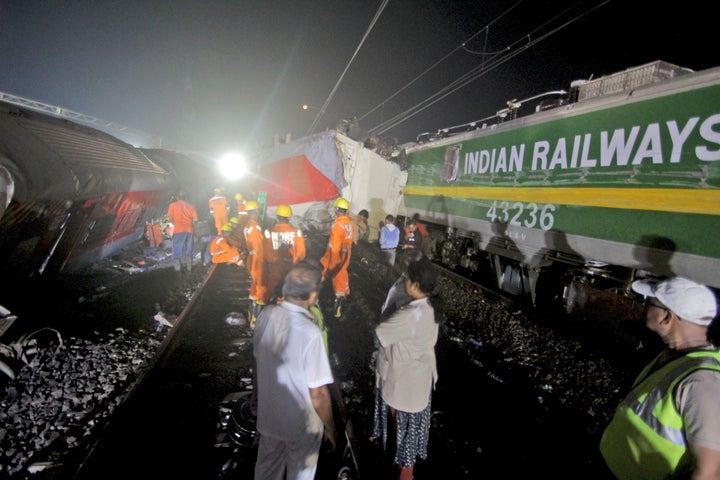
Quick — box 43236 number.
[486,201,556,230]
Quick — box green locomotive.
[401,61,720,307]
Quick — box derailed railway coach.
[0,99,208,278]
[237,128,406,246]
[399,60,720,309]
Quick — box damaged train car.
[0,100,207,278]
[239,129,406,243]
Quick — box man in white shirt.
[252,263,337,480]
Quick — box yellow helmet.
[234,193,243,201]
[333,197,349,210]
[229,216,240,224]
[276,204,292,218]
[214,187,224,194]
[245,200,260,211]
[221,223,233,233]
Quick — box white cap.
[632,277,718,326]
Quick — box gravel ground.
[0,244,208,479]
[0,238,700,479]
[325,242,662,479]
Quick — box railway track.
[313,243,632,478]
[1,240,656,479]
[48,261,359,480]
[61,263,255,480]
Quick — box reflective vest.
[243,218,267,302]
[600,349,720,479]
[263,223,306,302]
[209,195,229,233]
[264,223,306,265]
[319,214,354,296]
[320,214,353,275]
[209,235,242,265]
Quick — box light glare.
[218,152,247,180]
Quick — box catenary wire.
[305,0,390,136]
[366,0,611,137]
[355,1,523,126]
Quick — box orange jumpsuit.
[227,221,245,250]
[209,235,243,266]
[166,199,198,264]
[243,217,267,303]
[209,194,229,234]
[320,214,354,297]
[264,222,306,302]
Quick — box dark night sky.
[1,0,717,159]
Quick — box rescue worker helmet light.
[245,200,260,211]
[334,197,349,210]
[276,204,292,217]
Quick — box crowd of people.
[164,188,720,480]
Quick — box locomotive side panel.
[403,66,720,295]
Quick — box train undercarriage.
[423,221,640,315]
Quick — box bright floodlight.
[218,152,247,180]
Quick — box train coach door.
[37,203,88,276]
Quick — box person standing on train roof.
[209,187,230,235]
[320,197,354,318]
[209,223,244,266]
[243,200,268,326]
[264,204,306,304]
[600,276,720,479]
[166,190,198,272]
[353,209,369,244]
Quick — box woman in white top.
[372,257,442,480]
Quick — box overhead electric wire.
[367,0,612,137]
[368,1,598,136]
[305,0,390,136]
[356,1,522,125]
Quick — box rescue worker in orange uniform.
[228,216,248,259]
[264,204,306,303]
[166,190,198,272]
[209,223,244,266]
[209,187,230,235]
[231,193,249,252]
[234,193,246,217]
[243,201,267,325]
[320,197,354,317]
